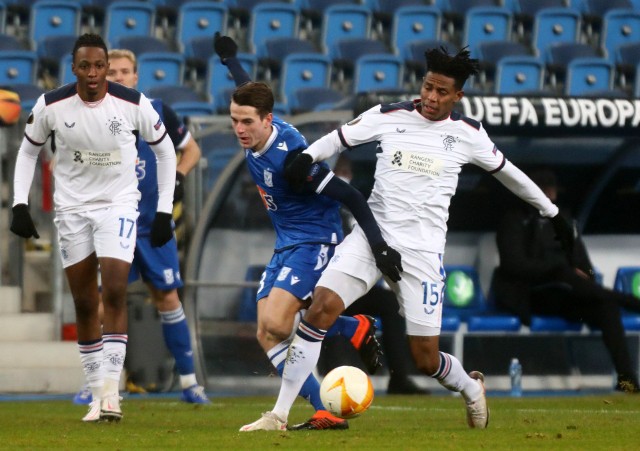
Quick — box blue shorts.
[256,243,335,302]
[128,235,183,290]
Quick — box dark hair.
[72,33,108,62]
[231,82,274,118]
[425,46,479,90]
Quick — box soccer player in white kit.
[10,34,177,422]
[241,47,575,430]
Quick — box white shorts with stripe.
[317,225,445,336]
[53,205,139,268]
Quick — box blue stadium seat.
[391,6,442,57]
[249,3,300,57]
[0,1,5,34]
[530,316,583,331]
[0,33,22,51]
[616,41,640,84]
[405,38,459,67]
[176,1,227,53]
[114,35,171,56]
[321,4,372,55]
[207,53,257,111]
[531,7,581,57]
[104,1,156,47]
[545,42,601,87]
[332,37,389,63]
[613,267,640,296]
[146,84,205,105]
[510,0,568,37]
[442,265,488,321]
[463,6,513,55]
[30,0,81,50]
[441,315,461,332]
[280,53,332,106]
[136,52,185,92]
[263,36,318,62]
[289,86,345,114]
[494,55,545,94]
[200,133,241,190]
[600,8,640,60]
[58,52,73,85]
[353,54,404,94]
[467,315,521,332]
[476,40,531,85]
[0,50,38,85]
[37,34,75,75]
[170,101,216,120]
[564,57,614,96]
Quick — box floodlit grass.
[1,394,640,449]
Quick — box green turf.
[1,394,639,449]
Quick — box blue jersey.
[245,116,343,251]
[135,99,188,235]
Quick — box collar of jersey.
[251,125,278,157]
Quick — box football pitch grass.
[1,394,639,449]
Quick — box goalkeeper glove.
[284,153,313,191]
[10,204,40,239]
[213,32,238,63]
[150,212,173,247]
[372,242,403,282]
[174,171,185,203]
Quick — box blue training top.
[135,98,188,235]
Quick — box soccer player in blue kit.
[214,34,402,431]
[74,49,209,406]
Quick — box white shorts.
[317,226,445,336]
[53,206,139,268]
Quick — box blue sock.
[326,315,359,339]
[276,361,324,411]
[159,306,195,376]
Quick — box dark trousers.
[533,266,638,378]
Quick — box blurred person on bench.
[494,168,640,393]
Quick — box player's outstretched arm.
[321,175,403,282]
[214,33,251,86]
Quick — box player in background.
[241,46,576,431]
[10,33,176,422]
[214,34,401,431]
[72,49,208,405]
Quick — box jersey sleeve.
[161,103,190,150]
[23,96,50,145]
[338,105,384,149]
[467,123,506,173]
[137,93,168,144]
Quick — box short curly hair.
[425,46,479,90]
[72,33,108,62]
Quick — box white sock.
[431,352,482,402]
[180,374,198,389]
[267,340,291,369]
[272,320,326,421]
[78,339,104,400]
[102,333,127,396]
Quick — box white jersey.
[319,100,556,253]
[22,82,169,213]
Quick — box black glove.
[174,171,185,203]
[150,212,173,247]
[550,213,575,263]
[284,153,313,191]
[372,242,403,283]
[214,32,238,62]
[10,204,40,239]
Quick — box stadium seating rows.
[1,0,640,115]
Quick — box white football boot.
[239,412,287,432]
[100,394,123,422]
[466,371,489,429]
[82,398,102,422]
